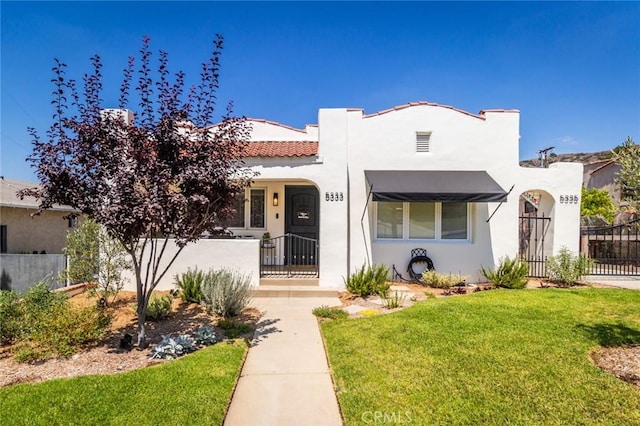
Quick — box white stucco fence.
[121,238,260,292]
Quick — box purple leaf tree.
[20,35,253,348]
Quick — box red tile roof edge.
[202,118,312,134]
[362,101,519,120]
[245,118,310,134]
[201,103,520,130]
[242,141,318,158]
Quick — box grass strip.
[1,340,247,426]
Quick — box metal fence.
[519,215,551,277]
[260,233,319,277]
[581,219,640,276]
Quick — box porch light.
[272,192,279,207]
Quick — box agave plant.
[150,334,196,360]
[193,325,218,345]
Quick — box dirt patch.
[592,346,640,387]
[0,291,261,388]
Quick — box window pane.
[250,189,265,228]
[225,193,245,228]
[442,202,468,239]
[377,202,403,239]
[409,202,435,239]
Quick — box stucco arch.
[519,189,555,274]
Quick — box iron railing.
[519,214,551,277]
[260,233,319,277]
[581,219,640,275]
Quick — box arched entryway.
[259,182,320,278]
[519,190,555,277]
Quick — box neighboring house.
[0,177,78,291]
[0,177,77,254]
[123,102,583,290]
[583,159,624,207]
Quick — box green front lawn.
[322,288,640,425]
[1,340,247,426]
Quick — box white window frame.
[228,187,267,230]
[375,201,472,242]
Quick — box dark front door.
[285,186,319,265]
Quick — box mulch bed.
[592,346,640,387]
[0,291,261,388]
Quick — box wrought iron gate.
[519,214,551,277]
[260,233,319,277]
[581,219,640,275]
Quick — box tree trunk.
[133,260,149,349]
[137,309,147,349]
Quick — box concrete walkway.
[224,297,343,426]
[584,275,640,290]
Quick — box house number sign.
[559,194,579,204]
[325,192,344,202]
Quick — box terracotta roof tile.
[361,101,519,120]
[242,141,318,158]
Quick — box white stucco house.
[124,101,583,291]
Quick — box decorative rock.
[390,285,410,291]
[343,305,369,314]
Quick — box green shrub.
[1,282,111,361]
[174,267,205,303]
[344,264,390,297]
[63,220,131,304]
[546,247,593,287]
[421,271,468,289]
[145,294,173,321]
[13,345,43,363]
[217,319,253,338]
[21,281,68,335]
[22,281,67,313]
[62,219,99,285]
[312,305,348,320]
[26,303,112,358]
[0,290,22,344]
[380,291,406,309]
[480,256,529,289]
[201,269,252,318]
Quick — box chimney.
[100,109,134,125]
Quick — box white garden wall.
[122,239,260,292]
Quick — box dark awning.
[364,170,508,202]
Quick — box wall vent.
[416,132,431,152]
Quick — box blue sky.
[2,1,639,182]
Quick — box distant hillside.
[520,150,613,168]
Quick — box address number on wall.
[325,192,344,202]
[559,194,579,204]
